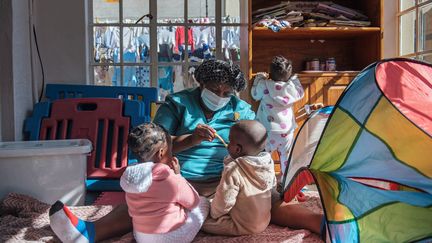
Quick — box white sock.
[49,201,95,243]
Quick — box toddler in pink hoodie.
[251,55,304,180]
[120,123,209,243]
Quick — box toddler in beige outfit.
[202,120,276,236]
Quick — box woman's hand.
[171,124,217,154]
[191,124,216,144]
[170,157,181,174]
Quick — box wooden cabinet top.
[253,27,381,39]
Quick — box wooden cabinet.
[295,72,357,128]
[245,0,382,126]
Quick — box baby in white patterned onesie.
[251,55,304,181]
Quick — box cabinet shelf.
[298,71,360,77]
[253,27,381,39]
[253,71,360,77]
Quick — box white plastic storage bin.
[0,139,92,206]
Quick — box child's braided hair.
[270,55,292,82]
[128,123,170,162]
[194,59,246,92]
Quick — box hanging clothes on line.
[174,26,194,59]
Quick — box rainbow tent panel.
[282,58,432,242]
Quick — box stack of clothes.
[253,1,371,30]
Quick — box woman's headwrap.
[194,59,246,92]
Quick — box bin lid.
[0,139,92,158]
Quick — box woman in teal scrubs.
[49,60,323,242]
[153,60,322,237]
[153,60,255,196]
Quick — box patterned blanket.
[0,192,323,243]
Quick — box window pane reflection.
[188,0,215,22]
[123,0,150,24]
[121,66,151,87]
[157,65,175,101]
[123,27,150,63]
[222,0,241,23]
[222,26,240,61]
[419,3,432,52]
[399,0,415,11]
[93,0,119,23]
[189,26,216,61]
[399,11,416,55]
[94,26,120,64]
[157,26,178,63]
[157,0,184,23]
[419,53,432,64]
[94,66,116,86]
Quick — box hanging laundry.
[174,26,194,57]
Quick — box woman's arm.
[154,95,218,153]
[171,124,216,153]
[171,134,199,154]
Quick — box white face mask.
[201,88,231,111]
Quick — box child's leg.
[278,132,295,177]
[180,196,210,238]
[49,201,96,243]
[185,196,210,230]
[266,132,280,176]
[49,201,132,243]
[92,203,132,241]
[135,197,210,243]
[271,199,323,235]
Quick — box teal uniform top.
[153,88,256,180]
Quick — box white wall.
[32,0,88,88]
[13,0,34,141]
[0,0,87,141]
[0,0,34,141]
[0,0,12,141]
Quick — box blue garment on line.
[112,50,137,86]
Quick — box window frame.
[87,0,249,90]
[397,0,432,60]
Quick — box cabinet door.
[324,85,346,105]
[323,76,353,105]
[294,75,354,135]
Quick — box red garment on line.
[174,26,194,53]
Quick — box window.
[398,0,432,63]
[89,0,248,101]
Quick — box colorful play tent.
[282,58,432,242]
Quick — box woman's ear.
[199,82,205,90]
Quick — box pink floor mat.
[0,192,323,242]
